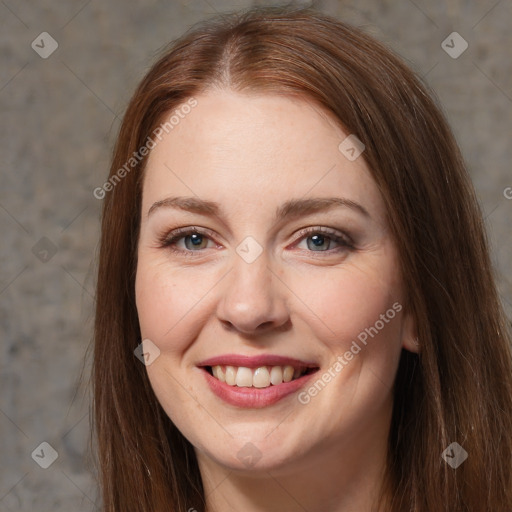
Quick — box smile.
[197,354,320,408]
[207,364,316,388]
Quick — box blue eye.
[294,227,351,253]
[159,228,216,255]
[176,232,210,250]
[158,226,353,257]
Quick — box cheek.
[289,256,404,400]
[135,265,170,341]
[293,257,402,344]
[134,261,210,438]
[289,266,404,436]
[135,260,213,352]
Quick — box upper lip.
[197,354,319,370]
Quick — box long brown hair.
[92,5,512,511]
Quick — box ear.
[401,305,420,353]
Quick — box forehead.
[141,89,385,223]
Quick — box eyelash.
[157,226,354,257]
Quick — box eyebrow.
[147,195,370,222]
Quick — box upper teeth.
[211,365,304,388]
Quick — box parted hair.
[92,6,512,511]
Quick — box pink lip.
[196,353,320,409]
[197,353,318,369]
[200,369,319,408]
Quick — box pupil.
[309,234,327,250]
[189,234,203,247]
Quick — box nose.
[216,248,290,335]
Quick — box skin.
[135,89,419,512]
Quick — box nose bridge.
[216,240,288,333]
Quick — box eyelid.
[157,225,354,257]
[157,226,220,254]
[160,225,216,243]
[291,226,354,248]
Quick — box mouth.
[197,354,320,407]
[203,364,319,388]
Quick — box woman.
[92,5,512,511]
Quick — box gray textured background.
[1,0,511,510]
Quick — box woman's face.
[135,89,417,475]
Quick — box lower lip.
[200,368,318,408]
